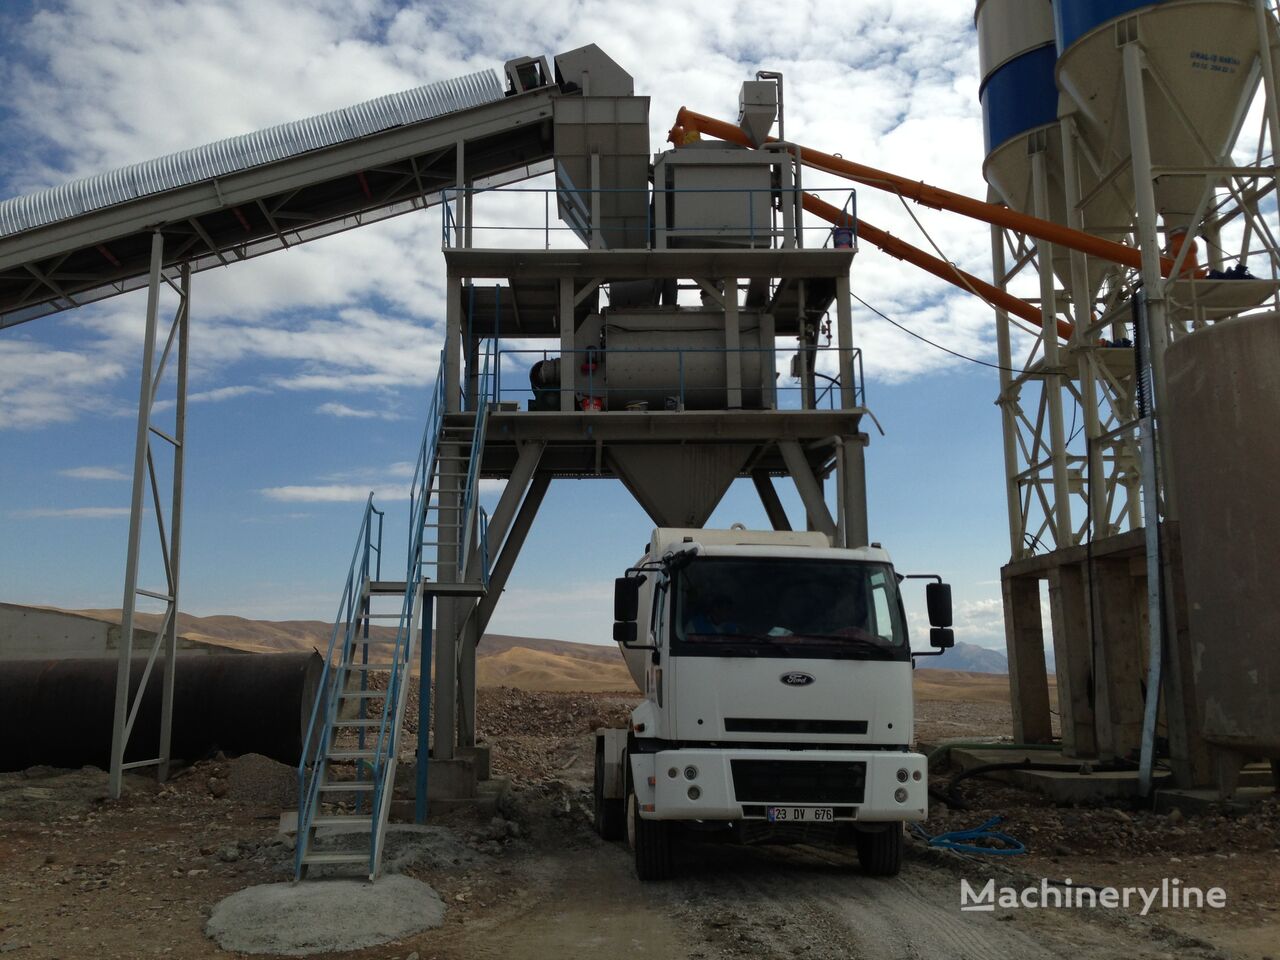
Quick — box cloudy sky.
[0,0,1023,648]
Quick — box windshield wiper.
[783,635,897,659]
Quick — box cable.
[910,816,1026,856]
[851,291,1023,373]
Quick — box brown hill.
[45,605,1023,698]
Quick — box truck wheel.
[593,740,624,841]
[626,778,675,881]
[855,825,903,877]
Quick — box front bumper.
[631,748,928,822]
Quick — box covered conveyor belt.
[0,66,562,328]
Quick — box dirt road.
[432,833,1225,960]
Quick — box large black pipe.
[0,653,323,772]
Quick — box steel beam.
[778,440,836,539]
[750,470,792,531]
[476,472,552,638]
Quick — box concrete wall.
[0,604,222,660]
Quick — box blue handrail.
[366,352,448,874]
[295,493,383,879]
[458,339,494,578]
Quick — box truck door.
[647,576,667,710]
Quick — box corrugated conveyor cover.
[0,70,504,239]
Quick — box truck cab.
[593,526,953,880]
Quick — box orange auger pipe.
[802,191,1071,340]
[670,107,1175,280]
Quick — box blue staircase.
[295,346,494,881]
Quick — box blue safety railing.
[458,340,494,580]
[295,494,383,879]
[498,345,865,411]
[365,352,449,876]
[441,185,858,251]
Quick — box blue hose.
[911,816,1026,856]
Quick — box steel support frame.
[108,232,189,798]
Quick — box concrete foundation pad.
[948,747,1173,804]
[396,757,477,800]
[205,875,444,955]
[1153,785,1280,816]
[392,776,510,822]
[457,744,491,782]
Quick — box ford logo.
[780,672,815,687]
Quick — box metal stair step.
[333,718,383,728]
[310,816,375,831]
[326,749,378,760]
[301,851,369,866]
[342,663,397,671]
[339,689,387,699]
[316,782,374,793]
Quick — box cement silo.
[1055,0,1268,234]
[978,0,1129,299]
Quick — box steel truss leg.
[109,235,189,798]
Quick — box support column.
[1122,41,1178,518]
[109,233,189,798]
[1092,558,1145,760]
[751,471,792,531]
[1060,117,1110,537]
[835,273,855,409]
[476,473,552,636]
[839,434,869,549]
[559,277,576,411]
[445,280,462,414]
[1030,146,1075,548]
[724,277,742,409]
[991,222,1027,560]
[778,440,836,539]
[157,265,189,781]
[1001,572,1054,744]
[456,442,545,749]
[1048,563,1097,757]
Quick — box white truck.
[593,526,954,880]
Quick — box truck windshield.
[672,557,907,658]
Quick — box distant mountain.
[915,640,1009,674]
[24,604,1031,693]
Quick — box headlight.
[896,768,909,783]
[683,765,698,781]
[894,787,909,803]
[687,786,701,800]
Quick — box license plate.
[766,806,833,823]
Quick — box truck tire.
[855,825,903,877]
[626,776,675,881]
[593,739,624,841]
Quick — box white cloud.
[317,402,401,420]
[10,506,131,519]
[58,466,130,481]
[260,484,394,504]
[0,339,125,429]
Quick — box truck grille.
[724,718,868,735]
[730,759,867,804]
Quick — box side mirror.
[614,576,642,622]
[926,582,953,628]
[930,627,955,650]
[613,621,637,645]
